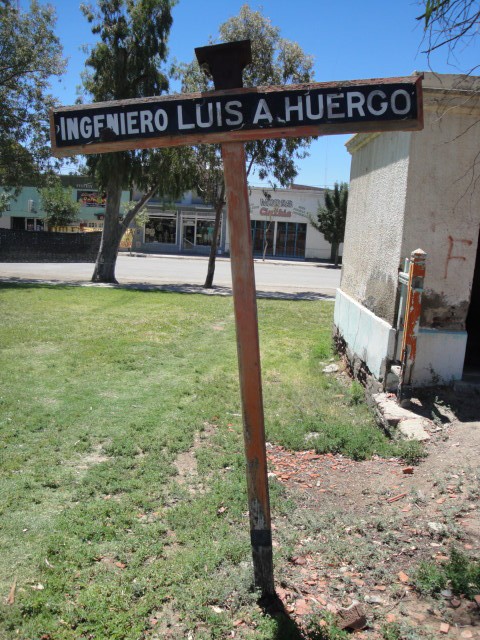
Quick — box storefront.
[227,185,335,260]
[143,208,221,253]
[134,184,340,261]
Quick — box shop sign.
[50,76,423,157]
[77,190,106,208]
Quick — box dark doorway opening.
[464,228,480,371]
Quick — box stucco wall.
[341,131,412,325]
[402,78,480,330]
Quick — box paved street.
[0,254,341,298]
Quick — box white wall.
[341,131,411,325]
[335,72,480,386]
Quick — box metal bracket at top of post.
[195,39,252,90]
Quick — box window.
[196,219,216,246]
[276,222,307,258]
[145,216,176,244]
[251,220,274,256]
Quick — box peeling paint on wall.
[421,290,470,330]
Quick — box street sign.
[50,76,423,158]
[48,41,424,600]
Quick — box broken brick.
[336,603,367,631]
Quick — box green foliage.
[179,4,315,192]
[413,560,447,595]
[413,547,480,598]
[348,380,364,405]
[80,0,195,281]
[311,182,348,266]
[444,546,480,597]
[0,1,65,188]
[40,180,80,227]
[306,613,350,639]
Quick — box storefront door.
[182,223,195,250]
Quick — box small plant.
[413,547,480,598]
[445,547,480,598]
[306,613,350,639]
[348,380,364,405]
[413,560,447,595]
[381,621,427,640]
[396,439,427,465]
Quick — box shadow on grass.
[0,277,334,301]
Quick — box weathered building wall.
[402,75,480,331]
[335,72,480,386]
[341,131,411,325]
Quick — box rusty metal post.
[196,40,275,596]
[398,249,426,399]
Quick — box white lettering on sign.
[391,89,411,115]
[196,103,214,128]
[346,92,365,117]
[225,100,243,126]
[52,79,420,153]
[253,99,273,124]
[178,105,195,130]
[260,207,292,218]
[285,96,303,122]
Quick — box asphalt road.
[0,254,341,298]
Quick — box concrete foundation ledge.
[333,288,395,381]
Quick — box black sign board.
[50,76,423,157]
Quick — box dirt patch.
[264,402,480,638]
[74,443,111,471]
[173,422,217,488]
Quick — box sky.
[27,0,480,188]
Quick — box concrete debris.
[336,602,367,630]
[371,392,434,441]
[428,522,447,536]
[398,418,431,441]
[322,364,339,374]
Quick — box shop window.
[276,222,306,258]
[196,219,216,246]
[145,217,176,243]
[251,220,274,256]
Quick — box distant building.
[0,176,130,232]
[132,184,340,261]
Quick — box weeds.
[413,547,480,598]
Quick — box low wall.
[0,229,101,262]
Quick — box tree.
[40,181,80,229]
[0,1,65,195]
[311,182,348,268]
[80,0,193,283]
[179,4,314,288]
[418,1,480,66]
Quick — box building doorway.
[182,222,195,250]
[464,229,480,371]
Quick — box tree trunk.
[330,241,338,265]
[91,178,124,284]
[334,243,340,268]
[204,185,225,289]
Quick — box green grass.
[0,284,424,639]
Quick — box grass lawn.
[0,284,422,639]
